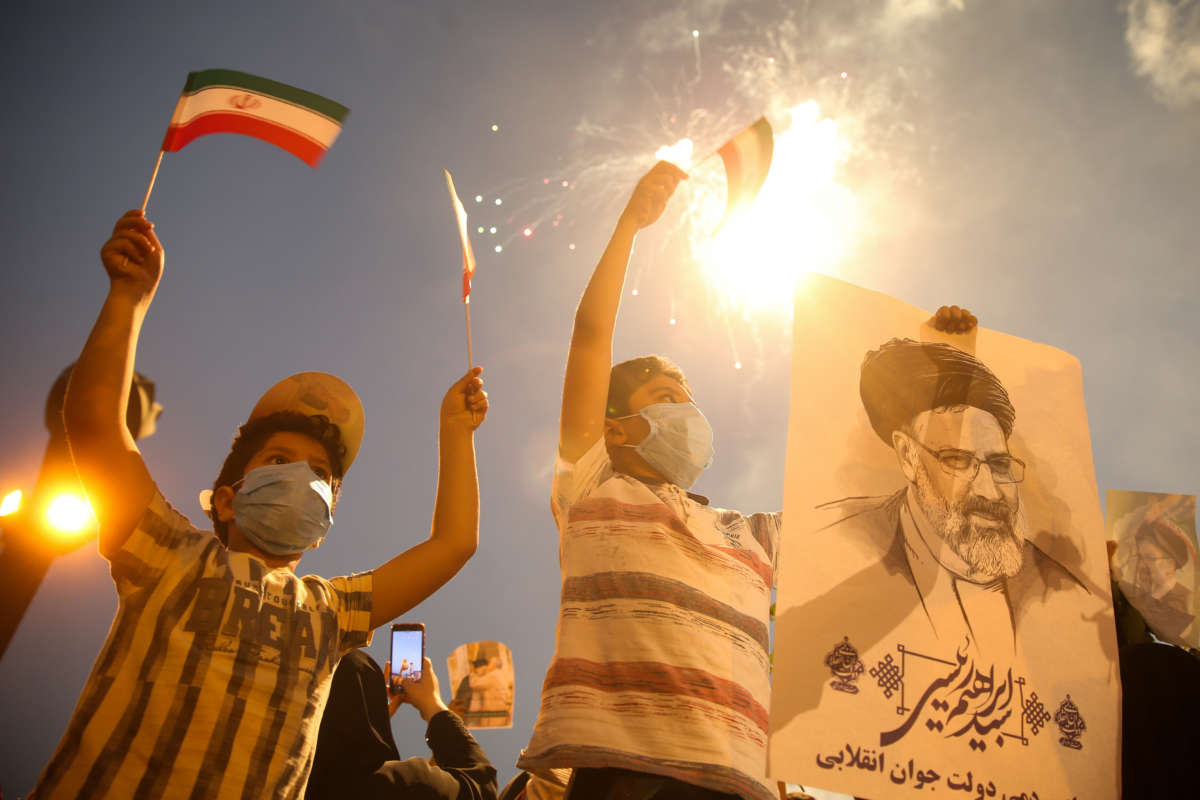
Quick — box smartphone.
[390,622,425,692]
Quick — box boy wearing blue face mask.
[517,162,782,800]
[32,210,489,800]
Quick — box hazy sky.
[1,0,1198,794]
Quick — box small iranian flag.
[715,116,774,229]
[443,169,477,302]
[443,169,478,368]
[161,69,349,167]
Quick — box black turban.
[1135,519,1192,569]
[859,338,1015,446]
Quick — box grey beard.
[911,462,1026,579]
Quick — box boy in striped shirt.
[30,210,488,798]
[516,162,979,800]
[517,163,782,800]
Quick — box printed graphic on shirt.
[182,575,342,675]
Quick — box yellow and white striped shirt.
[30,490,373,799]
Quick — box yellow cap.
[248,372,365,472]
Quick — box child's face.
[243,431,334,485]
[618,375,695,445]
[212,430,338,561]
[627,374,693,410]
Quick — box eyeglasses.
[911,439,1026,484]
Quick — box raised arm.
[558,161,686,463]
[64,210,162,559]
[369,368,488,628]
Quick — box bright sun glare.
[658,102,858,313]
[45,493,93,535]
[0,489,21,516]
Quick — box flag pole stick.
[464,299,475,370]
[141,150,165,213]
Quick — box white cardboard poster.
[769,276,1119,800]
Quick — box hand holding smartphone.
[389,622,425,693]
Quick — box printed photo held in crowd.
[446,640,515,729]
[1107,491,1198,648]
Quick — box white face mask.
[618,402,714,489]
[231,461,333,555]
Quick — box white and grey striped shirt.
[30,489,373,799]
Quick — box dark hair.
[1135,519,1190,569]
[606,355,691,418]
[211,411,346,545]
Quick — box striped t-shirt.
[518,440,781,800]
[29,490,373,799]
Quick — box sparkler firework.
[443,1,971,369]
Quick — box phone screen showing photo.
[390,628,423,688]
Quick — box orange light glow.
[0,489,21,516]
[666,102,859,313]
[45,493,93,535]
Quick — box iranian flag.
[443,169,477,302]
[716,116,774,229]
[161,69,349,167]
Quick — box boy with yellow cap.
[29,209,489,799]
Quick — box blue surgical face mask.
[231,461,333,556]
[619,402,714,489]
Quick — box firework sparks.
[669,102,858,313]
[448,0,960,368]
[654,138,696,170]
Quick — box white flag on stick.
[443,169,478,368]
[444,169,477,302]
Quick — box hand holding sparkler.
[619,161,688,230]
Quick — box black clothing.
[1119,641,1200,799]
[565,768,740,800]
[1111,580,1200,799]
[1112,579,1155,649]
[306,649,498,800]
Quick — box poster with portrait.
[1107,490,1198,648]
[768,276,1119,799]
[446,640,515,729]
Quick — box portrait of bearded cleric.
[1110,493,1198,645]
[814,338,1088,656]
